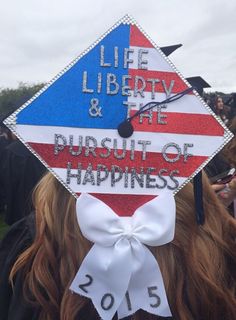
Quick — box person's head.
[10,172,236,320]
[215,96,224,112]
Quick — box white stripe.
[130,46,173,73]
[53,167,186,195]
[16,124,225,157]
[127,91,210,115]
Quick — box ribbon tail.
[117,243,172,319]
[70,242,132,320]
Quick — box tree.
[0,83,45,121]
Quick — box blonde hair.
[10,172,236,320]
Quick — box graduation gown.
[0,136,11,211]
[0,214,39,320]
[0,140,46,225]
[0,214,173,320]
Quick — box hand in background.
[212,178,236,207]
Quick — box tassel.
[193,171,205,225]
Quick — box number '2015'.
[78,274,161,311]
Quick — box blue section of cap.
[17,24,130,129]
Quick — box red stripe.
[29,143,208,177]
[130,25,154,48]
[76,192,157,216]
[129,69,191,94]
[82,193,156,217]
[130,111,224,136]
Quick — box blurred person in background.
[0,134,46,225]
[205,116,236,216]
[213,95,230,124]
[0,124,14,213]
[226,93,236,120]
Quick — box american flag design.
[6,16,232,216]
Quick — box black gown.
[0,136,11,211]
[0,214,39,320]
[0,140,46,225]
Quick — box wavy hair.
[10,172,236,320]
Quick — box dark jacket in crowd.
[0,136,11,211]
[0,140,45,225]
[204,153,231,182]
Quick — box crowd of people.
[205,92,236,125]
[0,92,235,319]
[204,94,236,214]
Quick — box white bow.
[70,193,176,320]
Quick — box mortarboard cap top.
[160,44,182,56]
[186,76,211,96]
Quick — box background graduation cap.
[160,44,182,56]
[186,76,211,96]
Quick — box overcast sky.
[1,0,235,92]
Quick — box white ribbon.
[70,193,176,320]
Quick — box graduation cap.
[4,15,233,320]
[160,44,182,56]
[4,15,231,214]
[4,16,229,206]
[186,76,211,97]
